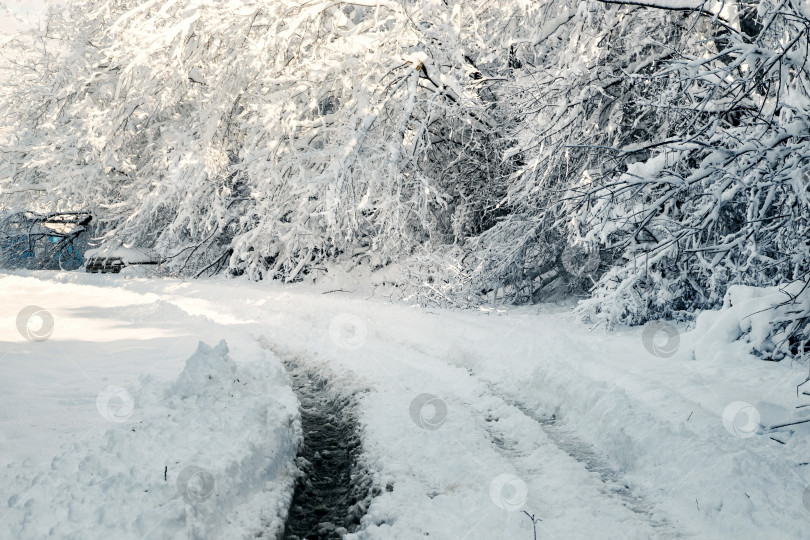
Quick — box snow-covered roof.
[85,246,155,264]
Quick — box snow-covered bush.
[569,0,810,355]
[694,283,810,361]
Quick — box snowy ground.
[2,271,810,539]
[0,276,299,538]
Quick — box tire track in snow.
[257,337,375,539]
[369,336,689,537]
[480,381,688,539]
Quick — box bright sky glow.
[0,1,48,35]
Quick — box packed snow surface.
[2,271,809,539]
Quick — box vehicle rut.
[487,383,687,539]
[279,361,373,539]
[256,337,374,540]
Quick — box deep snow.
[1,280,299,539]
[2,271,810,539]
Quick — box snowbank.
[3,339,300,539]
[693,282,810,362]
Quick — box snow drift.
[2,339,300,539]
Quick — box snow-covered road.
[2,272,809,539]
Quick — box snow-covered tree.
[1,0,807,358]
[571,0,810,358]
[0,0,520,279]
[413,0,693,305]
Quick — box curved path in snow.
[3,272,809,539]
